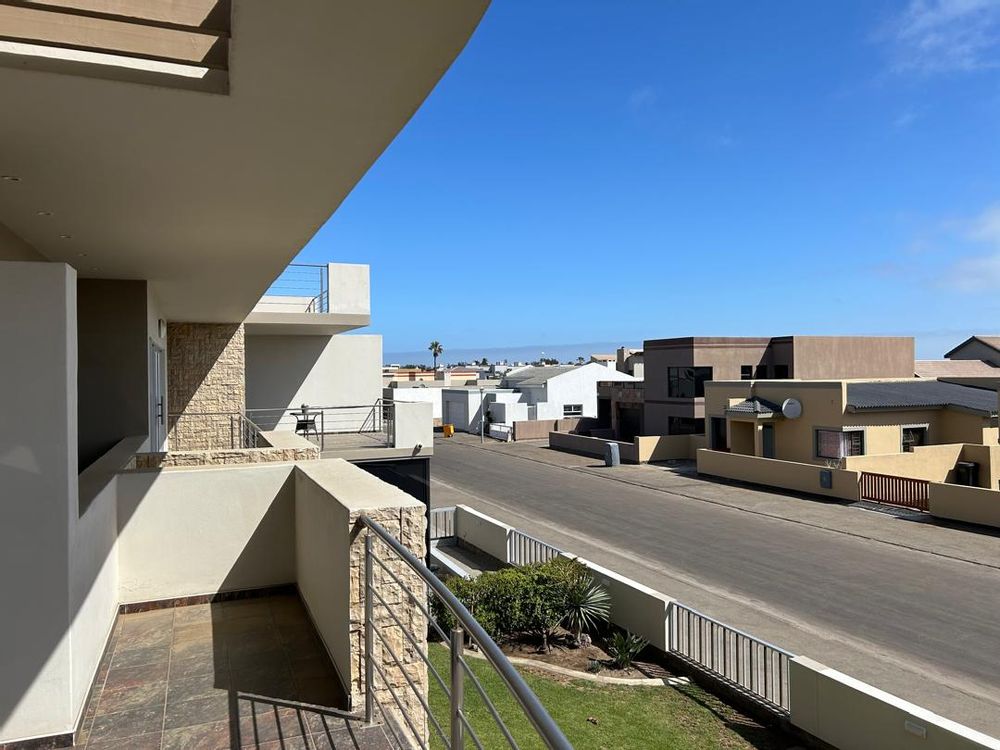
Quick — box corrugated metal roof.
[725,397,783,416]
[914,360,999,378]
[846,381,997,415]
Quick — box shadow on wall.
[167,322,245,417]
[245,335,329,430]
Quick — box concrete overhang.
[0,0,489,322]
[243,312,370,336]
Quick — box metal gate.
[859,471,929,511]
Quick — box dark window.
[902,426,927,452]
[563,404,583,417]
[668,417,705,435]
[816,429,865,458]
[740,365,753,380]
[755,364,769,379]
[710,417,728,450]
[773,364,790,379]
[667,366,713,398]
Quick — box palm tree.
[428,340,443,370]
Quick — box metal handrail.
[245,400,396,451]
[166,411,263,451]
[507,529,561,566]
[262,263,329,313]
[360,515,572,750]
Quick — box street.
[430,436,1000,737]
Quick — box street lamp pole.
[479,387,485,444]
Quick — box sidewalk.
[442,433,1000,570]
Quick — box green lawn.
[425,644,791,750]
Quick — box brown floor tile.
[110,643,171,669]
[231,663,295,697]
[123,608,175,629]
[87,732,163,750]
[118,622,173,649]
[290,654,335,681]
[170,654,223,679]
[174,603,218,626]
[309,724,393,750]
[171,634,221,661]
[95,680,167,715]
[104,661,171,692]
[163,692,231,730]
[237,706,308,745]
[250,737,311,750]
[221,616,276,637]
[161,719,233,750]
[168,672,231,705]
[88,706,163,744]
[294,676,344,708]
[229,645,287,671]
[223,600,274,620]
[174,620,217,643]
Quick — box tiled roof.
[726,396,783,416]
[914,360,999,378]
[846,381,997,416]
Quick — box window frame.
[900,423,929,453]
[740,365,753,381]
[667,366,714,398]
[814,427,866,459]
[562,403,583,417]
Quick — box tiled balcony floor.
[74,594,395,750]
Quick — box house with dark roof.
[702,378,1000,488]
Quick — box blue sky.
[296,0,1000,362]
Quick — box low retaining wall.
[790,657,1000,750]
[635,434,705,463]
[548,431,638,462]
[454,505,512,561]
[696,449,860,501]
[131,445,319,468]
[928,483,1000,528]
[844,444,964,484]
[512,417,600,441]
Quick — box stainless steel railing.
[245,400,395,451]
[506,529,561,566]
[430,507,456,541]
[359,515,572,750]
[262,263,329,313]
[166,412,263,451]
[668,601,792,713]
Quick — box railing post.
[364,533,375,724]
[450,627,465,750]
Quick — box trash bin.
[443,424,455,438]
[604,442,620,467]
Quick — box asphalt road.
[430,438,1000,737]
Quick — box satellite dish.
[781,398,802,419]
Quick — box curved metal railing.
[359,515,572,750]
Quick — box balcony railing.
[166,411,264,451]
[360,515,572,750]
[260,263,329,313]
[246,399,395,452]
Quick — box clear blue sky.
[296,0,1000,362]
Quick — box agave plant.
[607,630,647,670]
[564,577,611,647]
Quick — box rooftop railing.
[245,399,395,451]
[260,263,329,313]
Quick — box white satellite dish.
[781,398,802,419]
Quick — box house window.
[668,417,705,435]
[755,364,769,379]
[773,364,790,379]
[563,404,583,417]
[902,426,927,452]
[815,429,865,459]
[667,367,713,398]
[740,365,752,380]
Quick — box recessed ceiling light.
[1,175,20,182]
[36,210,53,216]
[77,252,87,257]
[59,234,72,239]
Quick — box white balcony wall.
[117,465,297,603]
[328,263,370,316]
[0,261,78,744]
[393,401,433,450]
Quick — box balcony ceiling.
[0,0,488,321]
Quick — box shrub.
[607,630,647,670]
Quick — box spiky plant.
[607,630,647,670]
[564,578,611,647]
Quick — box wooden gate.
[859,472,929,511]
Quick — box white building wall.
[541,363,638,418]
[387,385,442,420]
[0,262,78,744]
[246,334,382,430]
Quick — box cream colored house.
[704,379,999,487]
[0,4,573,749]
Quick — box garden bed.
[499,627,651,680]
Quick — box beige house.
[0,4,575,750]
[704,379,999,486]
